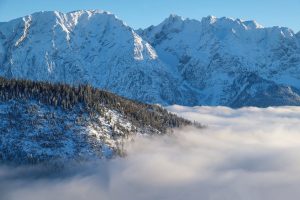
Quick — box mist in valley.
[1,106,300,200]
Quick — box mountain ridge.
[139,12,300,106]
[1,10,300,107]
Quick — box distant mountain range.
[1,10,300,107]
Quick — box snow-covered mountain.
[139,15,300,106]
[1,10,300,107]
[0,10,187,105]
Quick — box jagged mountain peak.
[201,15,218,24]
[20,9,118,20]
[65,9,128,27]
[242,20,263,29]
[153,14,186,31]
[158,14,265,31]
[0,10,182,105]
[166,14,185,22]
[200,16,265,31]
[67,9,112,15]
[140,14,268,42]
[0,9,133,49]
[0,9,156,60]
[23,10,129,30]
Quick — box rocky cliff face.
[1,11,300,107]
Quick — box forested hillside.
[0,77,193,165]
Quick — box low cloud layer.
[2,106,300,200]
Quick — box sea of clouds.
[1,106,300,200]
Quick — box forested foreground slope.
[0,77,194,165]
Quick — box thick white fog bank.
[2,106,300,200]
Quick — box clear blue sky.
[0,0,299,32]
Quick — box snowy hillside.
[0,77,191,165]
[1,10,300,107]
